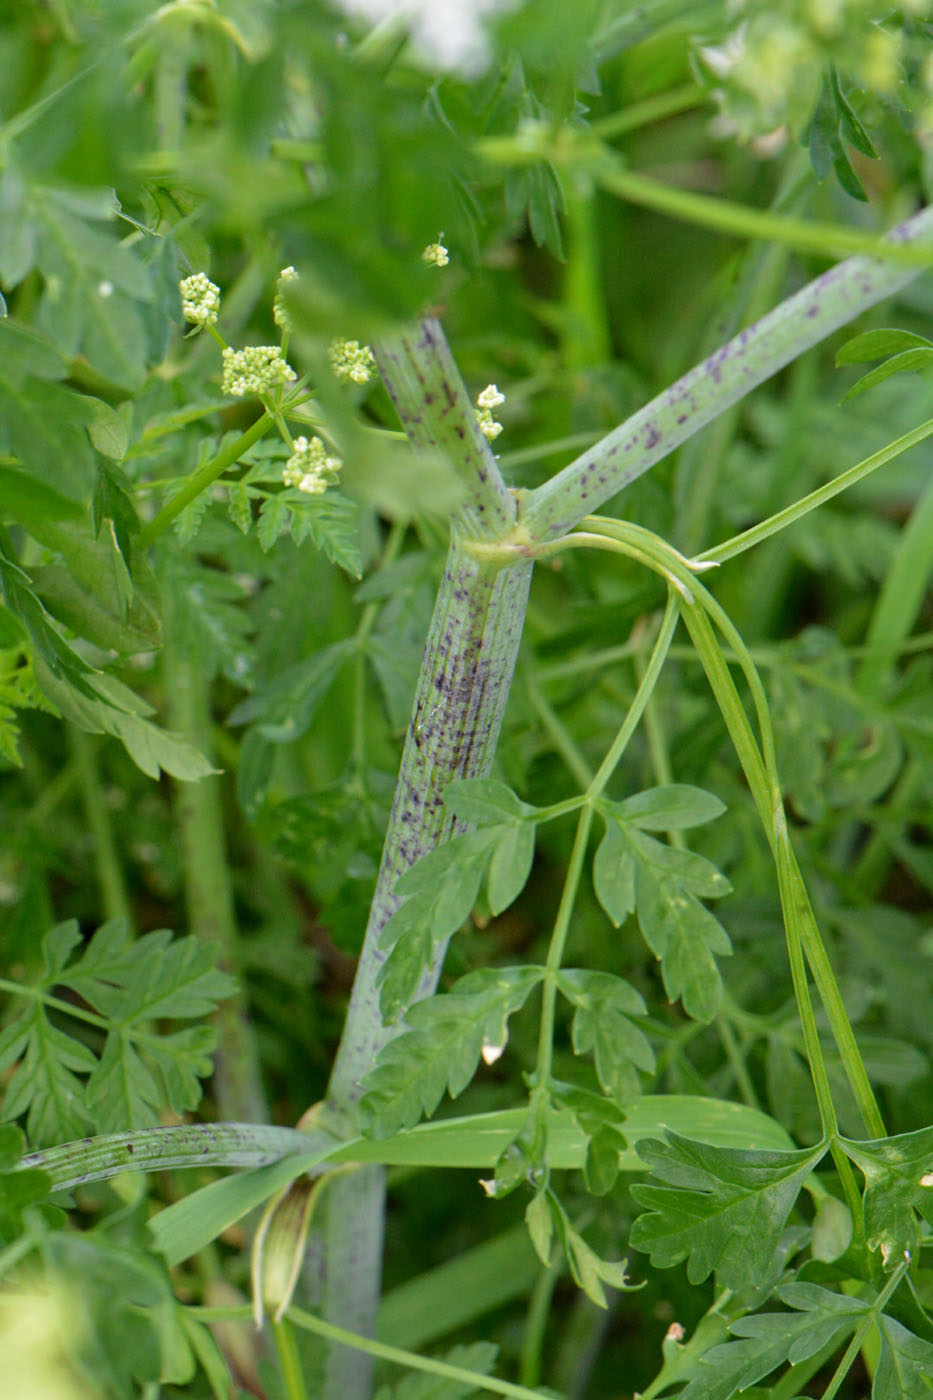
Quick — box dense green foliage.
[2,2,933,1397]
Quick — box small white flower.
[282,435,342,495]
[475,383,505,441]
[274,266,299,331]
[329,337,377,385]
[422,240,449,268]
[477,383,505,410]
[180,272,221,326]
[221,345,296,397]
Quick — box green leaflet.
[555,969,654,1103]
[806,68,877,202]
[377,779,540,1020]
[227,638,354,741]
[359,966,545,1138]
[0,1123,55,1241]
[0,645,56,767]
[841,1124,933,1263]
[0,919,236,1143]
[526,1187,632,1310]
[257,489,361,575]
[835,324,933,403]
[875,1314,933,1400]
[678,1284,933,1400]
[679,1282,869,1400]
[592,787,732,1021]
[629,1132,828,1289]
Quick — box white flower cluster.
[179,272,221,326]
[329,337,377,385]
[282,435,342,495]
[273,266,299,332]
[475,383,504,441]
[422,240,449,268]
[221,345,296,397]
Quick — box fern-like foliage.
[0,919,236,1145]
[0,644,58,767]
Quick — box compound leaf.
[0,919,235,1142]
[679,1283,866,1400]
[359,966,544,1138]
[556,969,654,1103]
[629,1133,827,1289]
[593,798,731,1021]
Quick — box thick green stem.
[521,204,933,544]
[162,594,266,1124]
[320,323,530,1400]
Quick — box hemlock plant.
[2,3,933,1399]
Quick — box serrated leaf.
[594,805,732,1021]
[629,1133,827,1289]
[378,830,501,1019]
[546,1190,631,1308]
[227,479,254,533]
[281,490,361,577]
[679,1283,866,1400]
[591,800,728,1019]
[359,966,544,1138]
[875,1314,933,1400]
[1,1007,95,1143]
[102,706,216,781]
[0,920,235,1142]
[841,1125,933,1264]
[556,969,653,1102]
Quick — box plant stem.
[567,518,886,1139]
[819,1262,908,1400]
[274,1319,311,1400]
[701,416,933,565]
[586,596,679,803]
[519,204,933,544]
[137,413,273,548]
[162,590,266,1124]
[372,319,516,538]
[591,83,703,138]
[534,802,594,1102]
[69,727,131,924]
[320,321,530,1400]
[287,1304,549,1400]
